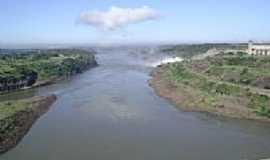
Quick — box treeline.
[0,49,97,92]
[161,43,247,58]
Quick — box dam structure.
[248,41,270,55]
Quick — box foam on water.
[147,56,183,67]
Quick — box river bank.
[149,53,270,122]
[0,48,98,154]
[1,47,270,160]
[0,95,57,154]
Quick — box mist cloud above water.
[79,6,159,31]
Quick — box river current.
[1,47,270,160]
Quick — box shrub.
[254,106,270,117]
[236,51,247,56]
[248,94,270,117]
[239,68,256,85]
[215,83,240,96]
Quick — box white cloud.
[79,6,159,31]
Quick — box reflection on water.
[1,47,270,160]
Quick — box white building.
[248,41,270,55]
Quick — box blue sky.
[1,0,270,45]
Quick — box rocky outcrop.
[0,95,57,154]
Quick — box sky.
[0,0,270,45]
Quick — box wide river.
[1,47,270,160]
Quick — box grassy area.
[0,99,32,136]
[0,95,56,154]
[205,55,270,88]
[0,99,32,120]
[158,53,270,119]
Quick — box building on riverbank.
[248,41,270,55]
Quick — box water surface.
[1,47,270,160]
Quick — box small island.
[151,44,270,121]
[0,49,97,154]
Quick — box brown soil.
[0,95,57,154]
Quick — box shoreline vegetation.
[0,95,57,154]
[150,44,270,122]
[0,49,97,154]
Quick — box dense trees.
[0,49,97,92]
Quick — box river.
[1,47,270,160]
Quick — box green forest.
[0,49,97,92]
